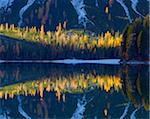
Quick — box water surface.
[0,63,149,119]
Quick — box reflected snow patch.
[130,107,141,119]
[120,102,130,119]
[71,96,87,119]
[17,96,31,119]
[71,95,93,119]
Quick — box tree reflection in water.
[0,63,149,118]
[0,74,122,101]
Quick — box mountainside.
[0,0,149,32]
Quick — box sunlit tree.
[40,25,45,40]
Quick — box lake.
[0,63,149,119]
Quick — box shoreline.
[0,59,149,65]
[0,59,120,65]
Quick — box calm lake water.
[0,63,149,119]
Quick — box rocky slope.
[0,0,149,32]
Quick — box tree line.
[0,22,122,59]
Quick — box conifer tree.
[5,23,9,32]
[40,25,45,40]
[0,24,4,31]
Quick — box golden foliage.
[0,24,4,31]
[0,74,122,102]
[105,7,109,14]
[5,23,9,32]
[40,25,45,40]
[0,23,123,50]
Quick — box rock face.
[0,0,149,32]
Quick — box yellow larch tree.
[40,25,45,40]
[0,24,4,31]
[5,23,9,32]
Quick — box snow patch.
[0,114,11,119]
[0,108,11,119]
[0,0,14,10]
[71,0,94,28]
[18,0,36,26]
[95,0,99,7]
[50,59,120,65]
[0,60,5,63]
[123,60,150,65]
[1,59,149,65]
[0,59,120,65]
[116,0,132,23]
[130,0,144,17]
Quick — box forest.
[0,22,122,59]
[121,15,149,61]
[0,16,149,61]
